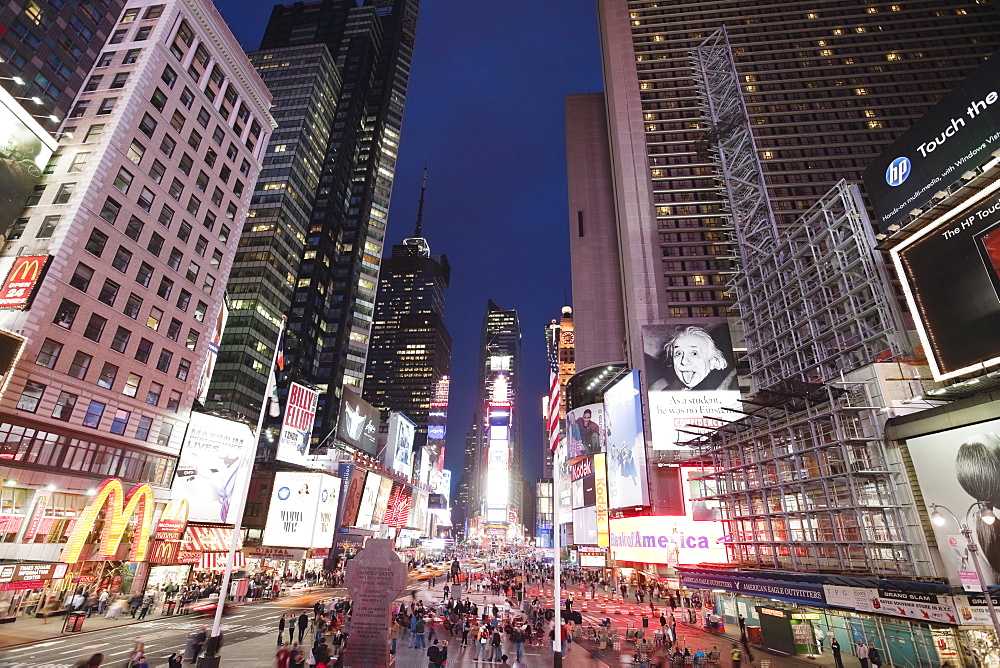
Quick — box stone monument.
[343,538,407,667]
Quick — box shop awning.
[198,551,245,571]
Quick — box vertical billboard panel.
[263,471,322,548]
[410,488,429,533]
[907,418,1000,585]
[0,88,56,236]
[172,414,256,523]
[340,468,367,529]
[643,323,740,450]
[567,403,605,460]
[314,473,341,549]
[604,370,649,508]
[276,382,320,466]
[893,192,1000,381]
[337,387,379,454]
[355,472,382,529]
[371,475,394,526]
[385,412,416,478]
[594,453,610,547]
[196,298,228,404]
[486,402,511,521]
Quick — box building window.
[148,159,165,184]
[109,409,131,434]
[112,246,133,273]
[194,301,207,322]
[135,26,151,41]
[110,72,129,89]
[178,222,192,243]
[53,183,75,204]
[16,381,45,413]
[155,349,172,373]
[53,299,80,329]
[186,329,199,350]
[135,415,153,440]
[110,326,131,353]
[167,248,182,270]
[68,152,91,172]
[125,216,143,241]
[123,293,143,319]
[201,275,215,295]
[69,263,95,291]
[67,351,92,379]
[156,276,173,300]
[82,313,107,342]
[109,28,127,44]
[138,113,157,138]
[97,361,118,389]
[176,358,190,381]
[99,197,121,224]
[36,215,59,238]
[51,391,77,421]
[123,48,141,64]
[158,204,174,228]
[176,290,191,312]
[82,400,106,428]
[83,125,103,143]
[146,233,164,257]
[160,65,177,88]
[145,380,162,405]
[96,98,116,115]
[146,307,163,332]
[135,338,154,364]
[157,421,173,447]
[35,339,62,368]
[97,278,120,306]
[166,390,181,412]
[123,373,141,398]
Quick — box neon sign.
[62,478,154,564]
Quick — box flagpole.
[553,442,562,668]
[199,316,286,667]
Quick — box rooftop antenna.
[414,160,428,238]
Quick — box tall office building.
[474,301,522,538]
[363,188,452,450]
[257,0,420,437]
[583,0,1000,374]
[0,0,127,136]
[0,0,271,572]
[206,44,340,425]
[454,414,479,540]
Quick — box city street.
[0,589,336,668]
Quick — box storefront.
[681,567,960,666]
[244,547,306,579]
[181,525,242,587]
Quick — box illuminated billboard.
[62,478,153,564]
[340,468,367,529]
[263,471,341,548]
[371,475,394,526]
[172,413,256,523]
[410,488,429,533]
[384,482,411,528]
[276,382,320,466]
[336,387,379,454]
[594,453,609,546]
[386,412,416,478]
[892,190,1000,381]
[0,255,50,310]
[907,417,1000,585]
[609,515,728,566]
[604,371,649,509]
[567,403,604,460]
[643,323,740,450]
[486,402,511,520]
[355,472,383,529]
[0,87,56,237]
[196,298,227,404]
[863,52,1000,233]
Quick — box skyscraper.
[207,44,340,425]
[363,177,451,451]
[584,0,1000,374]
[257,0,421,437]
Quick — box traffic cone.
[581,599,588,612]
[628,605,635,615]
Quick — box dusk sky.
[213,0,605,485]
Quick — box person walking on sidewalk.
[297,612,309,643]
[137,594,153,620]
[278,613,288,646]
[856,638,869,668]
[831,637,845,668]
[98,590,109,616]
[730,644,742,668]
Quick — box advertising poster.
[336,387,379,454]
[604,370,650,508]
[410,488,429,533]
[907,417,1000,586]
[355,473,382,529]
[643,323,740,450]
[263,471,322,548]
[276,382,320,466]
[566,403,605,461]
[196,299,227,404]
[609,515,728,566]
[384,482,410,528]
[340,468,367,529]
[172,413,256,523]
[314,473,341,549]
[0,88,56,236]
[893,191,1000,380]
[385,412,416,478]
[0,255,50,310]
[370,475,394,527]
[573,508,598,546]
[594,453,610,547]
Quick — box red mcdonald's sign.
[0,255,49,310]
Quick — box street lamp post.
[930,502,1000,646]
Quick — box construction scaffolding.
[687,29,920,575]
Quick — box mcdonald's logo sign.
[0,255,49,311]
[61,478,154,564]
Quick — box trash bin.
[163,601,176,616]
[184,632,200,662]
[63,611,85,633]
[642,616,649,628]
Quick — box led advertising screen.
[385,412,416,478]
[566,403,605,460]
[276,382,320,466]
[863,52,1000,233]
[0,87,56,236]
[594,453,610,547]
[892,190,1000,381]
[196,298,227,404]
[486,402,511,518]
[643,323,740,450]
[573,507,599,546]
[604,370,649,509]
[371,475,394,526]
[384,482,410,528]
[609,514,728,566]
[336,386,379,454]
[355,472,383,529]
[907,417,1000,586]
[172,413,256,523]
[410,488,429,533]
[340,468,367,529]
[262,471,341,548]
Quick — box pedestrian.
[428,640,444,668]
[868,642,882,667]
[289,642,305,667]
[166,652,183,668]
[72,653,104,668]
[298,612,309,643]
[97,589,109,615]
[730,643,742,668]
[275,642,291,668]
[137,594,153,620]
[194,626,207,660]
[738,613,746,638]
[278,613,288,645]
[831,637,844,668]
[857,639,869,668]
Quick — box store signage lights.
[62,478,154,564]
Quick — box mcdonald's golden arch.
[61,478,154,564]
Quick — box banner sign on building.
[276,382,320,466]
[642,323,740,450]
[336,387,379,454]
[385,412,416,478]
[566,403,604,460]
[603,371,650,508]
[355,473,383,529]
[0,255,50,311]
[610,514,728,566]
[864,52,1000,233]
[682,571,826,606]
[61,478,154,564]
[594,453,610,547]
[263,471,341,549]
[892,191,1000,381]
[172,413,256,523]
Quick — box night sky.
[213,0,604,489]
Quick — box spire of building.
[414,161,428,238]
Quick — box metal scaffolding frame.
[687,29,919,575]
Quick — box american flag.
[547,342,561,452]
